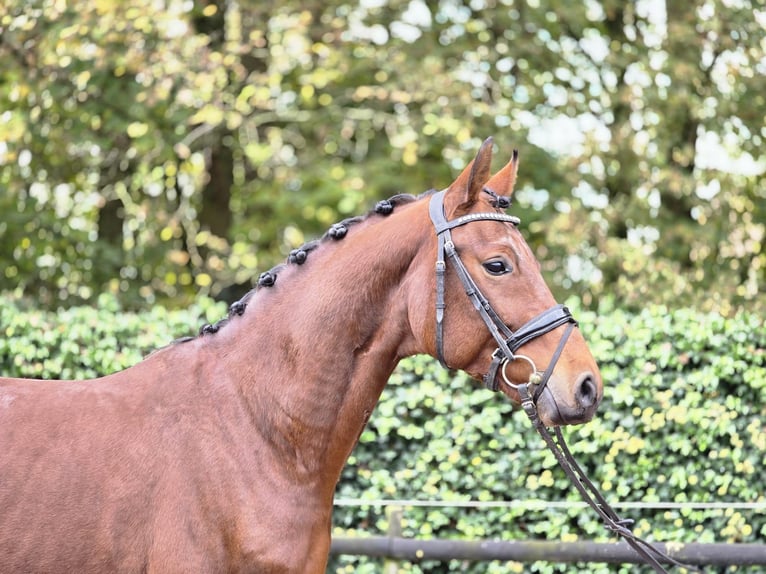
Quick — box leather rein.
[428,190,701,573]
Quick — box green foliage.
[0,293,225,380]
[331,303,766,573]
[1,296,763,571]
[1,1,764,312]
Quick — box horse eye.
[483,260,511,276]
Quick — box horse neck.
[216,200,431,491]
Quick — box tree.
[1,0,763,312]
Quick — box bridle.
[428,189,702,574]
[428,189,577,407]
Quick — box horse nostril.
[575,372,598,409]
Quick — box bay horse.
[0,138,602,573]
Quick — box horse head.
[415,138,602,426]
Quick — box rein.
[428,190,702,573]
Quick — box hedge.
[0,294,225,380]
[1,294,764,573]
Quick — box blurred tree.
[0,0,763,312]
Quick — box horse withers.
[0,138,602,573]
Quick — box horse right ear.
[443,137,494,218]
[483,149,519,200]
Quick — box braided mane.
[178,193,421,342]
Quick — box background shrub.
[0,293,225,380]
[1,295,763,573]
[333,303,766,573]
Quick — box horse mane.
[175,192,424,343]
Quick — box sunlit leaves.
[1,0,763,312]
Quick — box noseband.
[428,190,577,415]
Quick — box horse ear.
[443,137,494,217]
[483,149,519,199]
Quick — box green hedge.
[332,304,766,574]
[1,295,764,573]
[0,294,226,380]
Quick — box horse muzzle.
[533,371,602,427]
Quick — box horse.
[0,138,602,573]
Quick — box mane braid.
[180,191,421,344]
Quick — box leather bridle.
[428,189,701,573]
[428,189,577,405]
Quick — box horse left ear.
[483,149,519,199]
[443,137,494,217]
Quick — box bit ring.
[501,354,542,389]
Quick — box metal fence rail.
[331,499,766,566]
[329,537,766,566]
[334,498,766,511]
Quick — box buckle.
[518,384,540,423]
